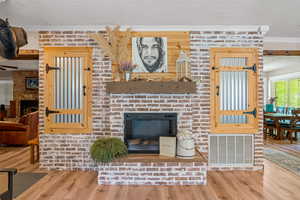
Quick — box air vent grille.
[209,134,253,166]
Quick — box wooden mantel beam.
[263,50,300,56]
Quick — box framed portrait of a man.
[132,37,168,73]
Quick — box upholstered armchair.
[0,111,39,145]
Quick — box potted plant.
[90,137,128,163]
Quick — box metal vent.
[209,134,253,166]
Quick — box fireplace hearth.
[124,113,177,154]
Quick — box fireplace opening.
[20,100,38,117]
[124,113,177,154]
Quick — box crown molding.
[24,25,269,34]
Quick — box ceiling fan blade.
[0,65,18,69]
[0,67,7,70]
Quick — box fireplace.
[20,100,38,116]
[124,113,177,154]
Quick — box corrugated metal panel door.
[54,57,83,123]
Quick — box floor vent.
[209,134,253,167]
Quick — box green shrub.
[90,138,128,163]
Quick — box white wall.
[264,42,300,50]
[0,71,12,80]
[20,31,39,50]
[263,38,300,105]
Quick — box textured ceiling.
[0,0,300,37]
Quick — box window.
[274,79,300,107]
[44,47,92,133]
[0,80,13,105]
[210,48,259,133]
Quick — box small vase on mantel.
[125,71,131,81]
[119,62,137,82]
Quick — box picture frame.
[159,136,176,157]
[25,77,39,90]
[132,37,168,73]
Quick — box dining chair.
[263,112,276,140]
[280,110,300,143]
[287,107,295,114]
[277,106,292,128]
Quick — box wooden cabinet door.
[210,48,259,134]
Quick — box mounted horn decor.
[0,18,28,59]
[89,25,131,80]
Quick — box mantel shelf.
[106,81,197,94]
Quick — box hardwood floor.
[1,147,300,200]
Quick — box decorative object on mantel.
[106,81,197,94]
[132,37,168,73]
[119,61,137,81]
[176,130,195,158]
[128,32,190,82]
[176,50,191,81]
[159,136,176,157]
[90,138,128,163]
[88,25,132,81]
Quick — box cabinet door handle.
[45,107,60,117]
[83,85,86,96]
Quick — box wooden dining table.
[264,113,299,140]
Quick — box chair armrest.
[0,122,28,131]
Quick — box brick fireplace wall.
[110,94,193,138]
[98,161,207,185]
[39,29,264,171]
[12,70,38,117]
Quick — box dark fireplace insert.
[20,100,38,117]
[124,113,177,154]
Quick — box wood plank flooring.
[265,137,300,157]
[0,147,300,200]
